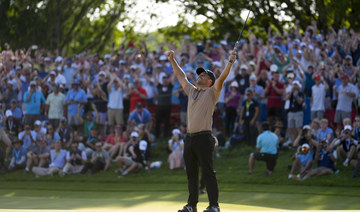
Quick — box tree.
[0,0,128,54]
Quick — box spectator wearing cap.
[331,125,358,167]
[61,58,76,88]
[265,65,284,126]
[311,74,329,120]
[8,139,27,172]
[343,55,356,79]
[284,72,295,111]
[80,141,110,175]
[32,140,67,177]
[154,74,175,138]
[179,52,192,73]
[304,64,315,97]
[23,81,45,125]
[45,84,65,129]
[78,107,100,141]
[248,122,279,176]
[316,119,334,143]
[288,143,313,180]
[143,69,156,105]
[128,102,152,128]
[129,78,147,112]
[61,142,87,176]
[45,123,61,148]
[235,64,250,96]
[107,73,125,129]
[225,81,241,136]
[131,53,146,75]
[4,110,20,137]
[117,139,149,177]
[4,77,21,108]
[271,43,291,74]
[43,71,57,88]
[65,80,87,130]
[302,140,337,180]
[79,125,100,158]
[293,125,318,149]
[9,100,22,123]
[333,74,358,132]
[20,71,32,102]
[238,90,259,146]
[168,129,184,170]
[285,80,304,146]
[245,74,265,130]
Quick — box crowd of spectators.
[0,20,359,179]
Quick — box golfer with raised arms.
[168,50,237,212]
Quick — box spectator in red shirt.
[129,78,147,112]
[265,64,284,126]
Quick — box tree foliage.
[156,0,360,42]
[0,0,127,54]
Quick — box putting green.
[0,188,359,211]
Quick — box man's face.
[136,107,143,114]
[196,72,211,86]
[72,143,78,151]
[55,142,61,150]
[320,122,327,130]
[134,80,141,88]
[344,130,351,137]
[90,129,97,136]
[95,143,102,151]
[246,92,253,100]
[272,72,279,81]
[14,142,20,150]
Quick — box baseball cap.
[50,71,56,76]
[159,55,167,61]
[34,120,42,126]
[66,58,72,63]
[55,56,63,63]
[287,65,294,71]
[287,73,295,79]
[172,129,181,136]
[98,71,106,76]
[119,60,126,65]
[240,64,248,70]
[293,39,300,45]
[136,102,143,108]
[345,55,352,60]
[249,61,256,67]
[230,81,239,88]
[341,74,350,80]
[270,64,278,73]
[292,80,302,89]
[131,131,139,137]
[104,54,111,59]
[302,125,311,130]
[313,74,321,80]
[72,79,80,85]
[249,75,256,81]
[44,57,51,62]
[5,110,13,117]
[30,81,36,86]
[220,40,228,45]
[196,67,216,86]
[344,125,352,131]
[139,140,148,151]
[301,143,310,152]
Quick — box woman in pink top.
[104,125,127,159]
[225,81,241,135]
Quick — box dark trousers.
[155,105,171,138]
[184,132,218,207]
[244,119,258,146]
[81,160,105,174]
[225,106,237,136]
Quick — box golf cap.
[301,143,310,151]
[172,129,181,136]
[292,80,302,89]
[270,64,278,73]
[249,75,256,81]
[240,64,248,70]
[35,120,42,125]
[5,110,13,117]
[131,132,139,137]
[30,81,36,86]
[344,125,352,131]
[302,125,311,130]
[196,67,216,86]
[230,81,239,88]
[287,73,295,79]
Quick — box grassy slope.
[0,141,360,210]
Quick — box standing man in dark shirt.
[286,81,304,146]
[238,90,259,146]
[154,75,174,138]
[236,64,250,96]
[168,50,236,212]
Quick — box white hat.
[98,60,104,67]
[300,42,306,48]
[344,125,352,131]
[301,143,310,150]
[159,55,167,61]
[240,64,248,70]
[98,71,106,76]
[249,75,256,81]
[5,110,12,117]
[172,129,181,136]
[292,80,302,89]
[34,120,42,125]
[104,54,111,59]
[230,81,239,88]
[30,81,36,86]
[249,61,256,66]
[212,61,221,68]
[131,131,139,137]
[220,40,228,45]
[270,64,278,72]
[130,65,137,69]
[288,65,294,71]
[139,140,148,151]
[44,57,51,62]
[55,56,63,63]
[50,71,56,75]
[287,73,295,79]
[302,125,311,130]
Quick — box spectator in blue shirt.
[128,102,152,129]
[8,139,27,172]
[316,118,334,143]
[249,122,279,176]
[65,80,87,129]
[9,100,23,124]
[288,143,313,179]
[23,81,45,125]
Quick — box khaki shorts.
[123,157,143,170]
[0,129,11,146]
[107,108,124,126]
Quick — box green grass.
[1,141,360,210]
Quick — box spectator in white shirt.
[311,74,329,120]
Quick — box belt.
[187,131,211,137]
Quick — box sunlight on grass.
[2,193,15,198]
